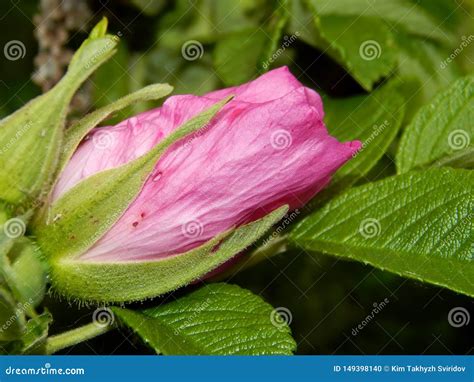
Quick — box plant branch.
[45,322,112,354]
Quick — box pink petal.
[54,67,361,262]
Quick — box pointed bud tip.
[89,17,109,40]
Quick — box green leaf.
[258,1,290,72]
[297,0,398,91]
[58,83,173,176]
[47,205,288,303]
[34,97,231,262]
[7,238,47,308]
[397,76,474,173]
[0,19,118,207]
[292,0,459,91]
[157,0,265,47]
[323,84,405,193]
[413,0,464,33]
[321,16,397,91]
[310,0,455,45]
[113,283,296,355]
[145,48,219,96]
[20,311,52,354]
[0,287,25,341]
[394,34,462,122]
[1,249,45,323]
[290,168,474,297]
[429,147,474,169]
[214,29,267,86]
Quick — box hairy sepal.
[33,97,232,262]
[0,18,118,208]
[49,205,288,303]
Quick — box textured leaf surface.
[397,76,474,173]
[48,205,288,302]
[113,283,296,355]
[34,97,230,261]
[291,168,473,296]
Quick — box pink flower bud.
[54,67,360,262]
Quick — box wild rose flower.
[53,67,360,263]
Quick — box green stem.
[46,322,112,354]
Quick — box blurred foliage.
[0,0,473,355]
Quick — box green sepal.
[0,18,118,207]
[88,17,109,39]
[33,97,232,261]
[48,205,288,303]
[31,83,173,228]
[58,83,173,176]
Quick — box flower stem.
[45,322,112,354]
